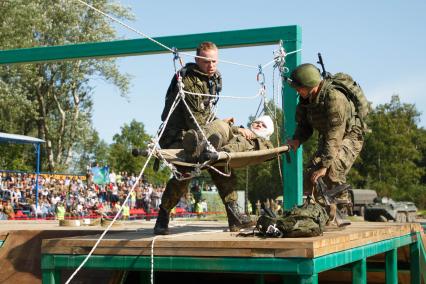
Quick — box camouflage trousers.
[159,139,237,212]
[304,130,364,199]
[201,119,268,152]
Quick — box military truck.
[347,189,378,216]
[364,197,417,222]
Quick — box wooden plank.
[41,223,423,259]
[0,233,8,241]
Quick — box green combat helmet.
[289,63,322,88]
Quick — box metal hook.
[172,47,183,74]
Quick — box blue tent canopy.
[0,132,45,144]
[0,132,45,207]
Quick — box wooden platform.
[42,222,421,258]
[41,221,425,284]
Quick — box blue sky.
[92,0,426,143]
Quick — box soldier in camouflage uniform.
[287,63,365,225]
[183,115,274,162]
[155,42,253,235]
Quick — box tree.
[353,95,426,206]
[0,0,133,171]
[108,120,170,186]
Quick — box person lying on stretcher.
[183,115,275,163]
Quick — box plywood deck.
[42,221,422,259]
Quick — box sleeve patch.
[329,112,343,127]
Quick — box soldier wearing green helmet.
[287,63,366,227]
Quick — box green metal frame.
[41,232,421,284]
[0,25,303,209]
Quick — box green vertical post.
[352,258,367,284]
[282,26,302,209]
[410,240,420,284]
[385,249,398,284]
[299,274,318,284]
[41,254,61,284]
[41,269,60,284]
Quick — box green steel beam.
[410,240,420,284]
[41,254,313,275]
[312,233,417,273]
[42,269,60,284]
[299,274,318,284]
[420,233,426,284]
[352,259,367,284]
[282,26,302,209]
[0,26,299,65]
[385,249,398,284]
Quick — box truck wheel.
[396,212,406,223]
[407,212,415,222]
[379,215,388,222]
[360,206,365,217]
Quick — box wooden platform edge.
[40,223,423,259]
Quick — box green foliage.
[108,120,170,186]
[0,0,132,172]
[351,95,426,208]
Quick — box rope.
[149,229,224,284]
[204,152,232,177]
[73,0,174,53]
[182,89,264,100]
[65,146,156,284]
[65,51,186,283]
[72,0,301,72]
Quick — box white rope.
[204,153,232,177]
[183,88,264,100]
[285,48,302,56]
[180,94,216,153]
[150,229,224,284]
[73,0,173,53]
[72,0,300,72]
[65,147,157,284]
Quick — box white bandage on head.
[250,115,274,140]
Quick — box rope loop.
[273,40,288,75]
[256,64,266,87]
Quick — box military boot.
[326,203,351,228]
[154,206,170,235]
[225,201,255,232]
[182,129,203,162]
[199,133,223,163]
[207,133,223,150]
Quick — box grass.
[417,210,426,218]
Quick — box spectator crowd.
[0,170,171,220]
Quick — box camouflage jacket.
[160,63,222,148]
[293,80,362,168]
[222,127,273,153]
